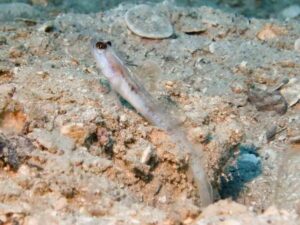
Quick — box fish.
[91,39,213,207]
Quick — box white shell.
[125,4,173,39]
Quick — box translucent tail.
[168,127,213,207]
[146,104,213,206]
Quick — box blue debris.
[220,144,262,199]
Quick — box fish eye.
[96,41,107,49]
[107,41,112,46]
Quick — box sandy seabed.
[0,1,300,224]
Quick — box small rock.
[119,114,127,123]
[281,4,300,19]
[208,42,216,54]
[265,125,277,142]
[294,38,300,52]
[248,88,288,115]
[165,80,175,87]
[140,145,154,164]
[124,141,155,181]
[125,4,173,39]
[17,164,31,177]
[0,134,20,170]
[158,195,167,204]
[239,61,248,68]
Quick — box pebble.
[158,195,167,204]
[164,80,176,90]
[140,145,154,164]
[119,114,128,123]
[281,4,300,19]
[165,80,175,87]
[265,125,277,142]
[125,4,173,39]
[208,42,216,54]
[17,164,31,177]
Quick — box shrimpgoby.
[91,39,213,206]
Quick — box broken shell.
[257,24,287,40]
[125,4,173,39]
[281,4,300,19]
[295,38,300,52]
[60,123,95,145]
[280,78,300,107]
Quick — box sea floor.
[0,1,300,224]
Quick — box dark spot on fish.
[107,41,112,46]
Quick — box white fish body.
[91,39,213,206]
